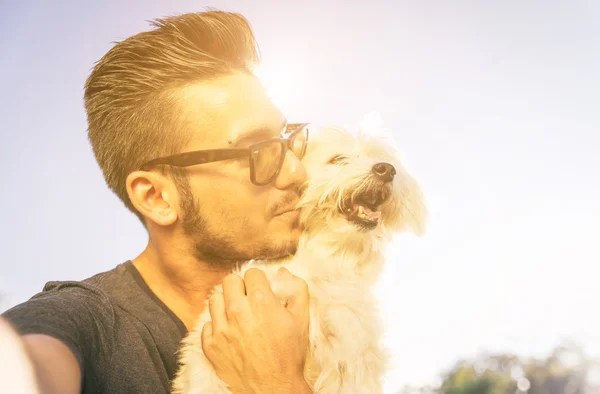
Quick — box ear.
[126,171,179,227]
[386,173,428,236]
[402,175,428,236]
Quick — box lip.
[274,208,300,220]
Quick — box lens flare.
[254,64,303,112]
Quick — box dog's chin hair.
[297,182,401,278]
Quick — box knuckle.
[213,329,229,342]
[251,289,265,303]
[228,300,245,314]
[203,321,229,344]
[202,335,214,348]
[201,322,212,339]
[201,336,216,356]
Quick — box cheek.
[192,177,271,223]
[230,189,270,222]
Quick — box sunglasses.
[140,123,309,186]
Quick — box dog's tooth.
[358,206,365,218]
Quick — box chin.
[173,124,427,394]
[254,219,302,259]
[258,232,301,260]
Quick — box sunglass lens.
[289,125,308,159]
[251,142,284,184]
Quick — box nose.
[274,150,308,191]
[372,162,396,183]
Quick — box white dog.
[171,125,426,394]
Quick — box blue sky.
[1,0,599,391]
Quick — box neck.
[132,237,231,331]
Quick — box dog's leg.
[171,302,232,394]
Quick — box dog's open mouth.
[341,187,391,230]
[348,201,381,229]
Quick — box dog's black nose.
[372,162,396,182]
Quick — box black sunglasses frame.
[140,123,309,186]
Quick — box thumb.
[277,267,309,319]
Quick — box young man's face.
[172,72,307,264]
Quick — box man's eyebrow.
[230,120,287,147]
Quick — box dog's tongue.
[353,204,382,221]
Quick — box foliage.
[400,341,599,394]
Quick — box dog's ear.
[386,173,428,236]
[402,175,427,236]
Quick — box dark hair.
[84,11,260,223]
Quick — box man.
[2,10,313,394]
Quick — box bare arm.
[20,334,82,394]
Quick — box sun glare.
[254,64,303,113]
[359,111,396,140]
[359,111,385,133]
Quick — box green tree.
[401,341,597,394]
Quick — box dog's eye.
[328,155,348,165]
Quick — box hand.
[202,267,311,394]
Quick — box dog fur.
[171,125,427,394]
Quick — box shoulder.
[0,264,129,370]
[17,263,127,319]
[23,260,134,313]
[5,278,116,324]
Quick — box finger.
[244,268,277,308]
[222,273,246,305]
[208,292,228,332]
[222,273,250,321]
[201,321,213,351]
[278,267,309,318]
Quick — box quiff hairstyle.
[84,11,260,223]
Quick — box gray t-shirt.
[2,261,187,393]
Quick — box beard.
[179,183,299,269]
